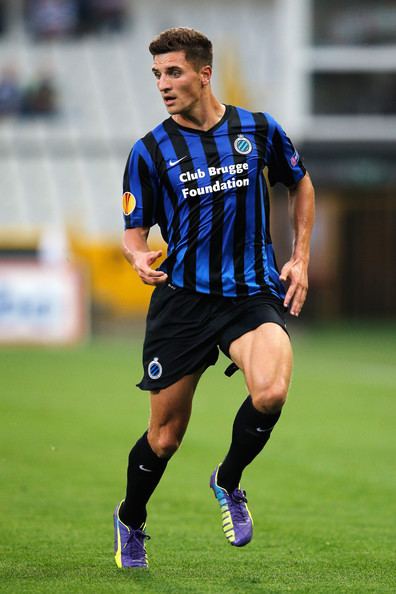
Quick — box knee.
[148,427,182,459]
[251,378,289,414]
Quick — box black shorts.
[137,283,289,391]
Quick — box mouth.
[163,95,176,107]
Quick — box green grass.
[1,324,395,593]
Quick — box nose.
[158,74,171,93]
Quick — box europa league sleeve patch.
[122,192,136,215]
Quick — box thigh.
[229,322,293,398]
[148,369,203,443]
[218,294,288,359]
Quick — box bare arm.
[279,172,315,317]
[122,227,168,286]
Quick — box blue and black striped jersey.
[122,105,306,299]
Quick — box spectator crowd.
[0,0,129,40]
[0,0,130,119]
[0,66,58,119]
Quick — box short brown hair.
[149,27,213,69]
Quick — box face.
[151,51,210,116]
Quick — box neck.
[172,95,225,132]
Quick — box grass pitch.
[1,324,395,593]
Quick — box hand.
[133,250,168,286]
[279,258,308,317]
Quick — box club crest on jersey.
[234,135,252,155]
[122,192,136,215]
[148,357,162,380]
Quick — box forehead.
[152,51,193,70]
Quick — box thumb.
[147,250,162,264]
[279,261,292,281]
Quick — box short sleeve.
[266,114,306,188]
[122,139,160,229]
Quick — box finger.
[141,272,168,285]
[290,286,307,316]
[143,276,168,286]
[147,270,167,278]
[153,274,168,285]
[283,282,297,308]
[147,250,163,264]
[140,267,167,278]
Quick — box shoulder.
[261,111,277,123]
[230,104,251,116]
[227,104,281,123]
[254,112,287,141]
[228,104,259,122]
[133,119,174,161]
[229,105,280,133]
[251,111,280,132]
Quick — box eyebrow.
[151,65,183,74]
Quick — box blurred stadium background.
[1,0,395,341]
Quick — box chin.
[166,105,181,115]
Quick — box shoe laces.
[125,528,151,556]
[230,489,249,522]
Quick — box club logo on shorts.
[122,192,136,215]
[148,357,162,380]
[234,135,253,155]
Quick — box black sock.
[217,396,281,493]
[120,431,169,529]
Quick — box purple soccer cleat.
[113,501,150,568]
[210,465,253,547]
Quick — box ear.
[200,65,212,87]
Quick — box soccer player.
[114,27,315,568]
